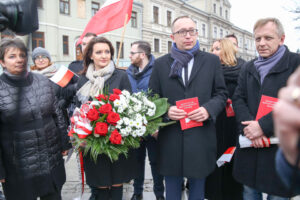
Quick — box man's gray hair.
[253,18,285,37]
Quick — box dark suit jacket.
[149,50,228,178]
[232,48,300,197]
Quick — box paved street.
[62,154,300,200]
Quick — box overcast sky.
[229,0,300,52]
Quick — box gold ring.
[291,87,300,105]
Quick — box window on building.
[202,24,206,37]
[32,32,45,49]
[154,38,160,52]
[168,41,172,53]
[116,42,124,59]
[63,35,69,55]
[226,30,228,36]
[60,0,70,15]
[37,0,43,8]
[239,37,243,46]
[167,10,172,27]
[213,4,216,13]
[220,29,223,38]
[77,0,86,18]
[92,2,100,16]
[131,11,137,28]
[225,10,228,20]
[153,6,159,24]
[202,48,206,52]
[220,7,222,16]
[214,27,217,38]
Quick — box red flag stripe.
[56,69,74,87]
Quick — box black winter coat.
[149,51,228,178]
[0,72,71,200]
[76,68,139,187]
[205,63,243,200]
[232,48,300,197]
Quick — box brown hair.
[0,38,27,61]
[253,18,284,37]
[171,16,195,32]
[82,37,114,74]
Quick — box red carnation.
[87,108,99,121]
[94,122,108,136]
[95,94,107,101]
[68,128,75,137]
[109,129,122,144]
[99,103,112,114]
[109,94,120,102]
[113,88,122,95]
[107,112,120,126]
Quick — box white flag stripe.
[101,0,121,9]
[217,154,234,167]
[50,66,68,83]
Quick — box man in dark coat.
[149,16,228,200]
[232,17,300,199]
[127,41,165,200]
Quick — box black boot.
[110,186,123,200]
[95,188,110,200]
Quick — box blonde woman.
[206,38,243,200]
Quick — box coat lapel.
[188,51,205,87]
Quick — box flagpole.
[116,13,128,68]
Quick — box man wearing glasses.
[149,16,227,200]
[127,41,165,200]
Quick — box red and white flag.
[216,147,236,167]
[76,0,133,45]
[50,65,74,87]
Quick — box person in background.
[127,41,165,200]
[225,34,246,66]
[232,17,300,200]
[75,36,138,200]
[0,37,71,200]
[205,38,243,200]
[30,47,69,123]
[273,67,300,194]
[149,16,228,200]
[69,32,97,81]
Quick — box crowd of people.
[0,15,299,200]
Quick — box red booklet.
[176,97,203,130]
[226,98,235,117]
[255,95,278,121]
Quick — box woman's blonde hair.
[219,38,237,66]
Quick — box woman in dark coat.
[75,36,138,200]
[205,38,243,200]
[0,38,71,200]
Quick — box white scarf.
[31,64,57,78]
[77,61,115,103]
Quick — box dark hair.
[131,40,151,59]
[82,37,114,74]
[225,34,238,42]
[0,38,28,60]
[83,32,97,38]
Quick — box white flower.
[134,120,143,128]
[128,120,135,127]
[143,116,148,124]
[114,99,122,107]
[123,117,130,125]
[122,90,130,97]
[133,104,142,112]
[125,126,132,134]
[118,107,124,113]
[120,129,129,136]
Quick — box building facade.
[0,0,255,67]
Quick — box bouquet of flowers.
[68,88,174,162]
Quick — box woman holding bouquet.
[75,36,138,200]
[0,38,71,200]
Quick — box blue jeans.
[243,185,290,200]
[165,176,205,200]
[133,136,164,197]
